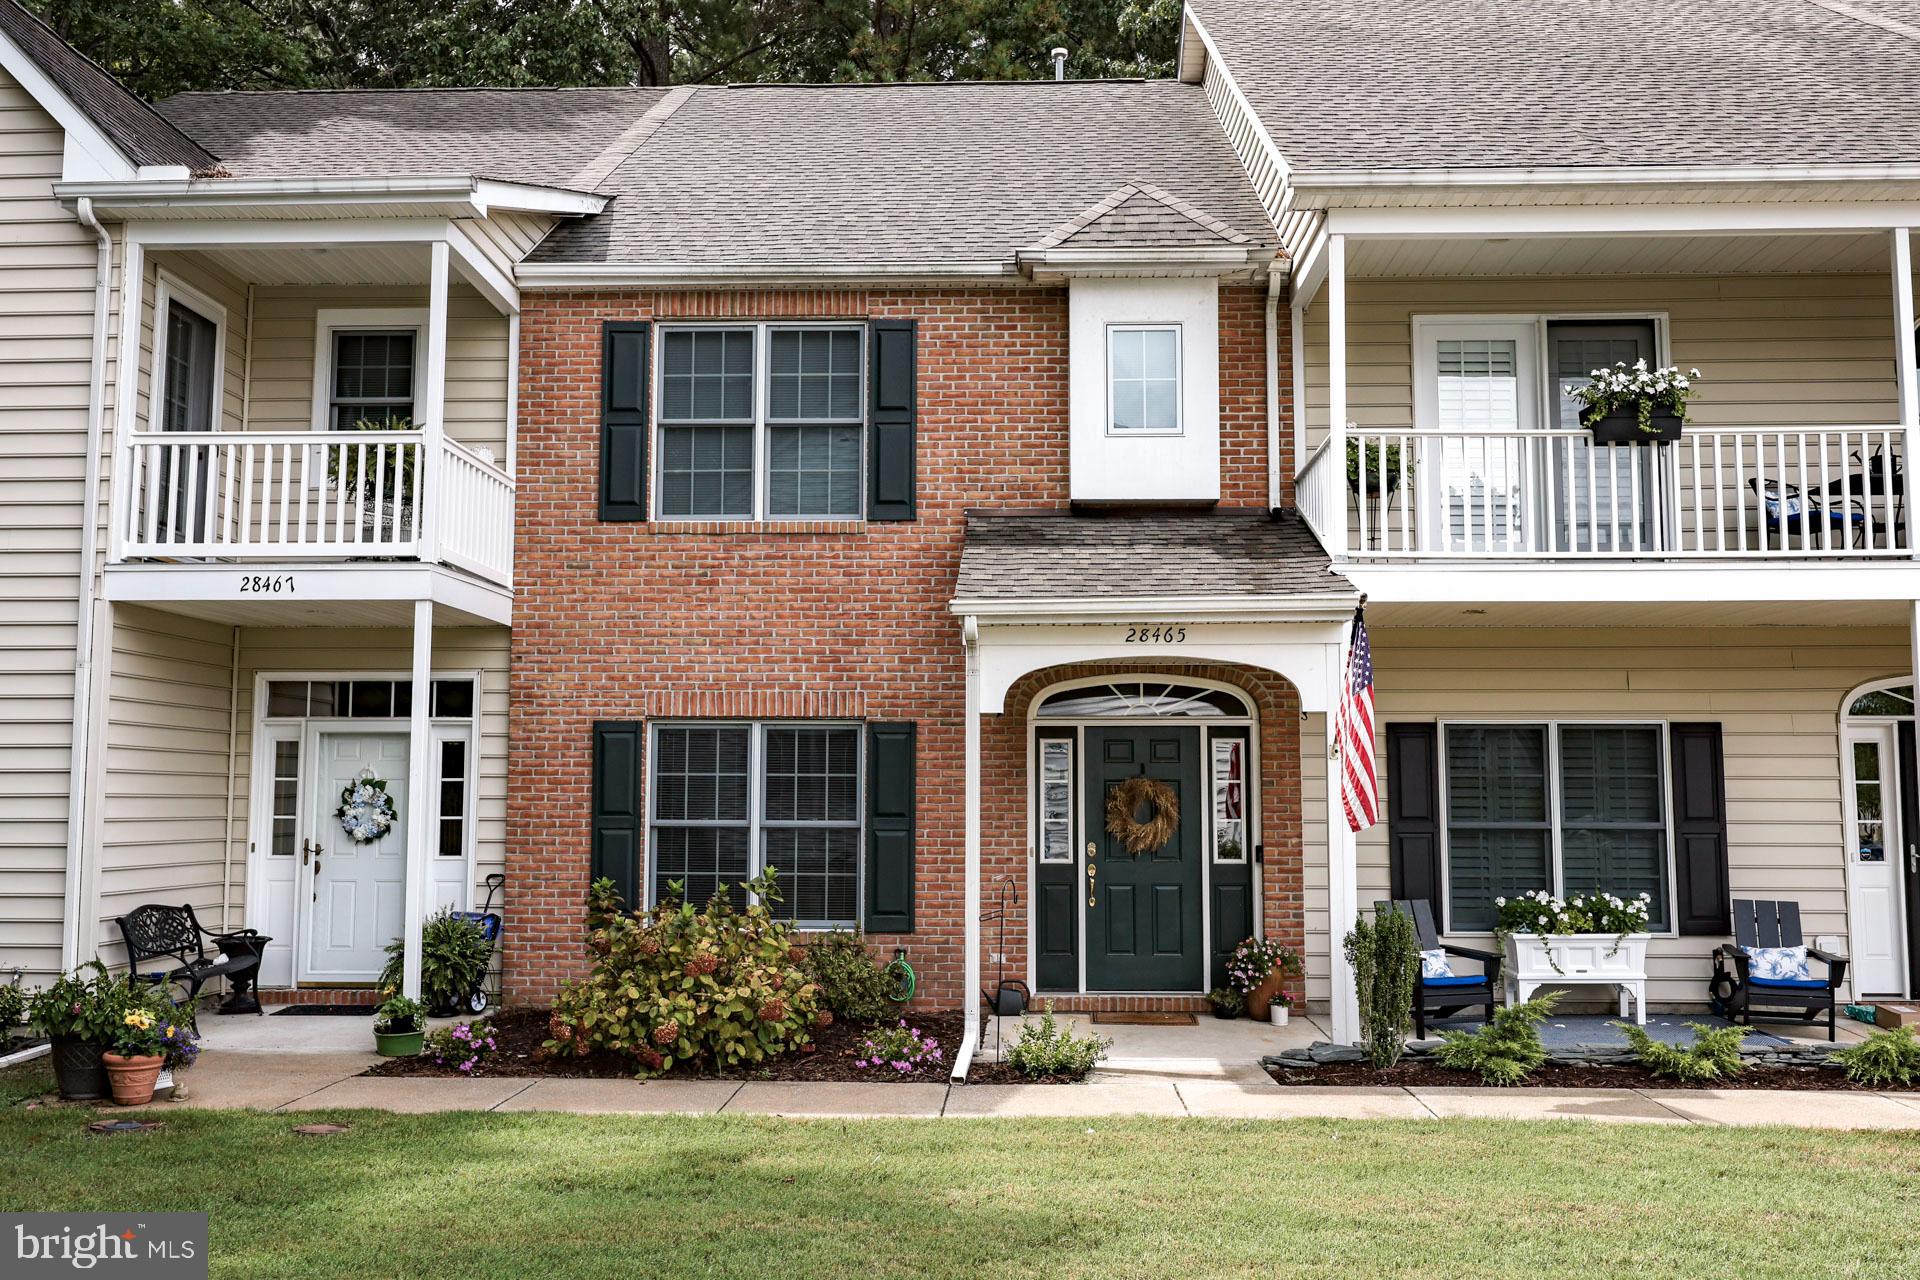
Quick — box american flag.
[1337,607,1379,833]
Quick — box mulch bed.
[361,1008,1079,1085]
[1266,1059,1912,1092]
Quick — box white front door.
[302,731,410,982]
[1845,725,1908,995]
[1414,319,1541,553]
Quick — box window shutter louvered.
[599,322,650,520]
[1387,724,1443,914]
[1670,722,1732,936]
[866,319,916,521]
[591,721,644,911]
[864,721,916,931]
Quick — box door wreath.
[1104,776,1180,856]
[335,767,397,844]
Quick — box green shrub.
[26,962,132,1043]
[1616,1021,1749,1082]
[379,908,493,1014]
[1833,1027,1920,1087]
[1434,992,1560,1086]
[373,995,425,1035]
[545,868,821,1077]
[803,930,894,1023]
[1005,1003,1111,1081]
[1345,906,1419,1068]
[0,981,26,1034]
[1207,986,1245,1017]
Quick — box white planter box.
[1504,933,1650,1024]
[1268,1005,1289,1027]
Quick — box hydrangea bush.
[545,869,821,1077]
[1569,360,1701,434]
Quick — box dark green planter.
[51,1035,108,1099]
[374,1028,425,1057]
[1586,407,1683,445]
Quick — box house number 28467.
[1125,625,1187,644]
[239,574,296,594]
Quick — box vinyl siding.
[0,69,95,982]
[1301,624,1906,1007]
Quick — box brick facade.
[506,283,1296,1008]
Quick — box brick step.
[258,987,381,1006]
[1028,993,1211,1014]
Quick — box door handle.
[1086,843,1097,906]
[1909,844,1918,874]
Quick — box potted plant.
[373,994,426,1057]
[379,909,493,1017]
[1207,986,1244,1020]
[153,1014,201,1102]
[1269,990,1294,1028]
[327,416,418,542]
[1497,890,1653,1002]
[28,964,126,1100]
[1346,436,1411,495]
[1225,937,1304,1022]
[1570,360,1699,445]
[101,996,169,1107]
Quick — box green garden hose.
[885,947,916,1003]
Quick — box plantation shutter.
[864,721,916,931]
[1386,723,1443,910]
[866,319,917,521]
[591,720,645,910]
[1669,722,1732,936]
[599,321,650,520]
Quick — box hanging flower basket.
[335,768,397,844]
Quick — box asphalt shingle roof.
[1190,0,1920,171]
[955,511,1342,603]
[0,0,214,169]
[1030,182,1255,253]
[153,86,672,188]
[532,80,1276,269]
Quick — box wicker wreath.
[1104,776,1180,856]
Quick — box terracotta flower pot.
[100,1051,165,1107]
[1245,970,1285,1022]
[51,1035,108,1100]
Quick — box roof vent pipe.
[1051,47,1067,80]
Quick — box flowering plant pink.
[425,1018,499,1074]
[1224,937,1303,995]
[852,1021,943,1075]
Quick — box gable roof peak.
[1027,180,1255,254]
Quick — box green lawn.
[0,1102,1915,1279]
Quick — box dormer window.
[1108,324,1182,434]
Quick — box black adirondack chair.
[1709,899,1847,1041]
[1378,899,1502,1039]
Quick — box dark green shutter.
[1670,722,1732,936]
[1386,723,1443,912]
[867,319,916,521]
[865,721,916,931]
[591,720,644,910]
[599,322,650,520]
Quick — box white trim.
[1892,230,1919,561]
[515,262,1018,288]
[948,594,1359,621]
[1324,202,1920,240]
[101,561,514,626]
[0,27,139,181]
[106,236,145,563]
[1181,7,1292,190]
[1105,322,1184,436]
[150,270,228,433]
[1339,560,1920,605]
[1435,720,1680,939]
[1293,163,1920,191]
[1841,673,1919,721]
[444,222,519,316]
[125,218,458,249]
[57,174,606,217]
[308,307,429,433]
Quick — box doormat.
[1091,1012,1197,1026]
[270,1004,375,1017]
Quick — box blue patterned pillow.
[1420,948,1454,979]
[1745,944,1811,981]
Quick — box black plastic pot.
[1587,407,1683,445]
[51,1035,108,1100]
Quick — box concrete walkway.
[134,1006,1920,1130]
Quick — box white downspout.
[1265,276,1282,511]
[60,198,111,972]
[951,615,983,1081]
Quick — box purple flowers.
[852,1022,942,1076]
[426,1018,499,1074]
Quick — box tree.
[24,0,1182,96]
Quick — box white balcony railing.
[120,430,515,585]
[1298,426,1909,561]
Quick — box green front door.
[1084,726,1204,992]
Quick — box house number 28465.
[1125,625,1187,644]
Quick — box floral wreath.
[335,768,397,844]
[1104,776,1180,856]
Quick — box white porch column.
[953,617,984,1080]
[1326,233,1349,560]
[399,598,434,1001]
[418,240,450,564]
[1893,228,1918,558]
[1324,638,1360,1043]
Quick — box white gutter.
[61,196,110,972]
[515,261,1019,287]
[54,174,607,217]
[947,591,1356,621]
[1288,161,1920,191]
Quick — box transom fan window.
[1036,682,1251,719]
[1850,684,1916,718]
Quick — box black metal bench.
[114,903,267,1014]
[1709,898,1846,1041]
[1379,899,1502,1039]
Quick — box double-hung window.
[1441,722,1672,934]
[656,324,865,520]
[1107,324,1181,433]
[329,331,417,430]
[649,721,862,926]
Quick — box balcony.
[118,429,514,585]
[1298,425,1908,561]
